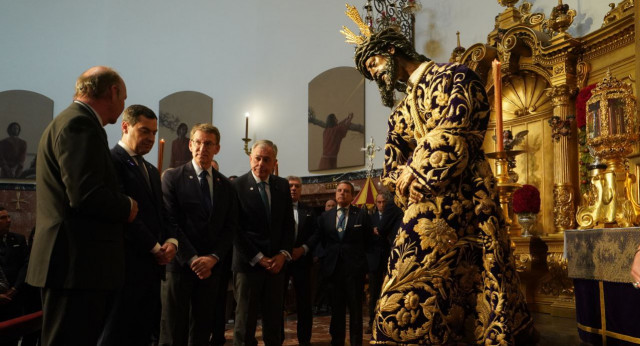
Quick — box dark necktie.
[258,181,270,214]
[337,208,346,240]
[199,170,212,206]
[133,155,151,189]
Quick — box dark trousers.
[98,277,160,346]
[367,257,387,327]
[283,263,313,344]
[41,287,115,346]
[328,261,364,346]
[233,270,285,346]
[159,267,220,346]
[211,262,232,346]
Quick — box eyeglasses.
[191,139,217,148]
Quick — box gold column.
[546,85,578,234]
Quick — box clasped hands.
[191,255,218,279]
[258,253,286,274]
[153,242,177,266]
[397,167,428,204]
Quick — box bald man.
[27,66,138,346]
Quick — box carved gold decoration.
[576,71,640,228]
[502,71,552,119]
[486,152,522,237]
[449,31,465,63]
[497,0,518,8]
[602,0,634,28]
[545,0,576,35]
[539,252,574,296]
[553,184,575,231]
[576,60,591,89]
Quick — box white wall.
[0,0,607,177]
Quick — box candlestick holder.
[242,137,252,156]
[487,151,524,238]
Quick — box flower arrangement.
[512,184,541,214]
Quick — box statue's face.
[366,54,397,107]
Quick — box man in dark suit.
[26,66,138,346]
[160,123,237,346]
[317,181,372,346]
[282,176,317,346]
[98,105,178,346]
[0,206,29,346]
[232,140,295,346]
[366,193,390,334]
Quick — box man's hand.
[291,247,305,261]
[408,180,425,204]
[631,248,640,284]
[267,253,286,274]
[396,168,415,196]
[191,256,218,279]
[373,227,380,236]
[127,199,139,223]
[161,243,177,263]
[0,288,16,305]
[258,256,273,269]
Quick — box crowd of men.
[1,66,403,346]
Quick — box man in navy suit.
[99,105,178,346]
[317,181,372,346]
[232,140,295,346]
[282,176,317,345]
[366,193,390,334]
[160,123,237,346]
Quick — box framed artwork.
[0,90,53,180]
[308,67,365,171]
[158,91,213,171]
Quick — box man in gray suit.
[26,66,138,346]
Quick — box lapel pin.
[189,175,193,179]
[250,187,254,191]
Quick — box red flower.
[513,184,541,214]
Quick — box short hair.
[252,140,278,158]
[7,122,20,135]
[74,66,123,99]
[337,180,355,194]
[190,123,220,144]
[287,175,302,183]
[122,105,157,126]
[0,206,5,212]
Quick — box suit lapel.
[343,206,358,238]
[116,145,154,199]
[246,173,270,226]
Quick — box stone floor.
[221,311,581,345]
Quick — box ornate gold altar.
[455,0,638,316]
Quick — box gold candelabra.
[487,150,524,237]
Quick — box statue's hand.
[396,168,415,197]
[409,180,425,204]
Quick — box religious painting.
[308,67,365,171]
[158,91,213,172]
[0,90,53,180]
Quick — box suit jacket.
[110,145,177,281]
[378,202,403,246]
[290,202,317,270]
[367,210,387,272]
[27,102,131,289]
[317,205,373,277]
[232,172,295,273]
[162,161,236,272]
[0,232,28,290]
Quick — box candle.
[493,59,504,152]
[244,112,250,139]
[158,138,165,173]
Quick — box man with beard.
[100,105,178,346]
[341,5,536,345]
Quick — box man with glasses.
[160,123,237,345]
